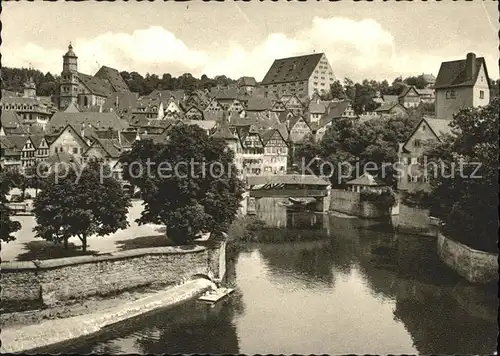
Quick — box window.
[481,76,484,82]
[445,90,456,99]
[479,90,484,99]
[422,124,426,131]
[73,147,78,154]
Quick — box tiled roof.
[415,88,434,96]
[203,111,225,122]
[1,111,26,128]
[308,102,327,114]
[212,124,238,140]
[237,77,257,87]
[382,95,399,104]
[346,173,385,186]
[375,102,399,112]
[29,135,46,149]
[328,100,351,118]
[246,96,273,111]
[434,56,488,89]
[78,72,113,97]
[91,138,122,158]
[398,86,419,98]
[102,92,139,113]
[64,102,81,113]
[47,112,129,132]
[425,118,453,137]
[94,66,130,92]
[246,174,330,186]
[261,53,323,84]
[186,120,217,132]
[2,135,28,150]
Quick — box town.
[1,5,498,355]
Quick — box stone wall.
[395,203,437,237]
[1,244,225,310]
[329,189,389,219]
[437,234,498,284]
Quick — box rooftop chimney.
[466,52,476,81]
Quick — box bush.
[24,192,32,200]
[360,187,397,208]
[10,195,24,202]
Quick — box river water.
[44,199,497,354]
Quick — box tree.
[0,169,21,243]
[328,80,346,100]
[421,98,499,253]
[120,124,245,245]
[343,78,356,101]
[33,161,131,251]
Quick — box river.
[41,199,498,354]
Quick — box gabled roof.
[261,53,324,84]
[212,124,238,140]
[64,102,81,113]
[398,86,420,99]
[186,120,217,132]
[2,135,28,150]
[402,117,453,152]
[78,72,112,97]
[375,102,405,113]
[415,88,434,96]
[94,66,130,92]
[237,76,257,87]
[29,135,46,149]
[47,112,129,132]
[87,138,122,158]
[434,56,489,89]
[1,111,26,128]
[328,100,351,118]
[46,151,80,165]
[346,173,385,186]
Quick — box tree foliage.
[120,124,245,245]
[420,98,499,253]
[295,113,421,187]
[33,161,131,251]
[0,169,21,243]
[1,67,60,96]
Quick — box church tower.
[23,77,36,98]
[59,43,79,110]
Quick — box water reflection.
[46,199,497,354]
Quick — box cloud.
[3,18,498,82]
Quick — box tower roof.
[64,43,77,58]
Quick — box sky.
[2,1,499,82]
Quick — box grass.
[115,235,175,251]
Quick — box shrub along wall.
[1,243,225,311]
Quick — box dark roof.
[346,173,385,186]
[237,77,257,87]
[261,53,324,84]
[102,92,139,113]
[29,135,46,149]
[64,102,81,113]
[89,138,122,158]
[434,56,489,89]
[382,95,399,103]
[94,66,130,92]
[245,96,273,111]
[78,73,112,97]
[47,112,129,132]
[46,152,80,165]
[398,86,420,98]
[2,135,28,150]
[1,111,26,128]
[212,124,238,140]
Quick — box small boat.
[198,288,235,304]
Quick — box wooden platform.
[197,288,234,303]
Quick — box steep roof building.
[260,53,335,99]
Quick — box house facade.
[260,53,336,98]
[398,86,421,108]
[261,129,288,175]
[397,118,452,192]
[434,52,491,120]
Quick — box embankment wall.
[437,234,498,284]
[1,243,225,310]
[329,189,390,219]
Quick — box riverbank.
[0,278,215,353]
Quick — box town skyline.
[3,1,499,81]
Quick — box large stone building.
[434,53,491,120]
[260,53,335,98]
[59,44,130,111]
